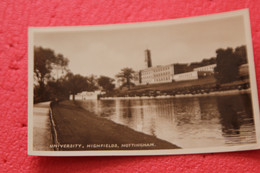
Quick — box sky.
[34,15,246,78]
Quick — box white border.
[28,9,260,156]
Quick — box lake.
[78,93,256,148]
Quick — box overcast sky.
[34,15,246,78]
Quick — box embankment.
[51,100,180,151]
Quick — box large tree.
[214,48,240,84]
[97,76,115,92]
[34,46,69,102]
[64,73,89,101]
[116,68,135,89]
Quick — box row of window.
[196,67,214,71]
[142,79,153,83]
[142,71,153,75]
[194,65,216,71]
[154,66,171,72]
[154,71,171,77]
[175,72,195,78]
[155,77,171,82]
[142,66,172,75]
[142,71,171,77]
[142,75,153,79]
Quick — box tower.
[145,49,152,68]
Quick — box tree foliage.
[34,46,69,85]
[46,79,69,101]
[214,48,241,84]
[189,57,216,70]
[174,58,216,74]
[34,47,69,102]
[64,73,90,100]
[87,75,99,91]
[97,76,115,92]
[116,68,135,89]
[43,73,99,102]
[234,45,247,65]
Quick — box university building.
[132,49,216,86]
[140,64,175,84]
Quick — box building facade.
[130,50,217,86]
[135,64,175,85]
[70,91,102,100]
[173,71,198,82]
[140,67,154,84]
[193,64,216,72]
[133,71,141,85]
[153,64,174,84]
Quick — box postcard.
[28,9,260,156]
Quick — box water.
[78,94,256,148]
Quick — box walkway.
[33,101,53,151]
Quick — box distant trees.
[97,76,115,92]
[174,58,217,74]
[116,68,135,89]
[189,57,216,70]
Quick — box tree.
[34,46,69,102]
[97,76,115,92]
[64,73,89,101]
[235,45,247,65]
[46,78,69,101]
[87,75,99,91]
[214,48,240,84]
[116,68,135,89]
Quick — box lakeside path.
[51,100,180,151]
[33,102,53,151]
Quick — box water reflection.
[78,94,256,148]
[216,94,256,145]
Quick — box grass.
[51,100,180,151]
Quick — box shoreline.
[100,88,251,100]
[50,101,180,151]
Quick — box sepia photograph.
[28,9,260,156]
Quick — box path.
[33,102,53,151]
